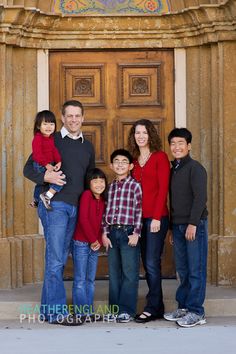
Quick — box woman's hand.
[150,219,161,233]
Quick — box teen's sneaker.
[40,192,52,210]
[177,312,206,328]
[164,308,188,322]
[103,313,117,322]
[116,313,132,323]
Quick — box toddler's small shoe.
[40,192,52,210]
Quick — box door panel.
[50,50,175,279]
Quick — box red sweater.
[73,190,105,244]
[32,132,61,167]
[132,151,170,220]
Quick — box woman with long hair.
[128,119,170,323]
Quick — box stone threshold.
[0,280,236,320]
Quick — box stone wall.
[0,45,44,288]
[186,42,236,285]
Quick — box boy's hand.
[45,163,54,172]
[150,219,161,233]
[102,233,112,251]
[54,162,62,171]
[128,233,139,247]
[185,224,197,241]
[90,240,100,251]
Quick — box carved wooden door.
[50,50,175,279]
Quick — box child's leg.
[107,229,122,313]
[86,249,99,313]
[172,224,189,309]
[31,162,46,207]
[185,220,208,316]
[72,240,90,316]
[119,228,140,316]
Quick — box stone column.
[186,42,236,285]
[0,45,45,289]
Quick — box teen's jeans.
[140,217,169,317]
[173,219,208,316]
[108,225,140,316]
[33,162,63,202]
[38,200,77,322]
[72,240,98,316]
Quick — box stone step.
[0,280,236,320]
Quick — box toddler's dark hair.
[33,110,57,135]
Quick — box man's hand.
[54,162,62,171]
[185,224,197,241]
[150,219,161,233]
[90,240,101,251]
[128,233,139,247]
[102,233,112,252]
[44,170,66,186]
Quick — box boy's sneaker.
[103,313,117,322]
[164,308,188,322]
[116,313,132,323]
[177,312,206,328]
[40,192,52,210]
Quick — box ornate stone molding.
[0,0,235,48]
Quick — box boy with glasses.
[102,149,142,323]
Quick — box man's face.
[169,137,191,159]
[61,105,84,136]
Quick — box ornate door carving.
[50,50,175,278]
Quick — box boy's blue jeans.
[108,225,140,316]
[173,219,208,316]
[72,240,98,316]
[33,162,63,201]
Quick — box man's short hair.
[110,149,133,164]
[62,100,84,116]
[168,128,192,144]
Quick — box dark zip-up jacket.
[170,154,208,226]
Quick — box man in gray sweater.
[24,100,95,325]
[164,128,208,328]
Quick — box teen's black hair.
[62,100,84,116]
[110,149,133,164]
[86,168,108,200]
[33,110,57,135]
[168,128,192,144]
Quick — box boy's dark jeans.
[173,219,208,316]
[108,225,140,316]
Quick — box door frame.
[37,47,186,231]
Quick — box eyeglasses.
[113,160,130,166]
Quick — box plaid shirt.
[103,175,142,235]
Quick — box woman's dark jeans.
[140,216,169,316]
